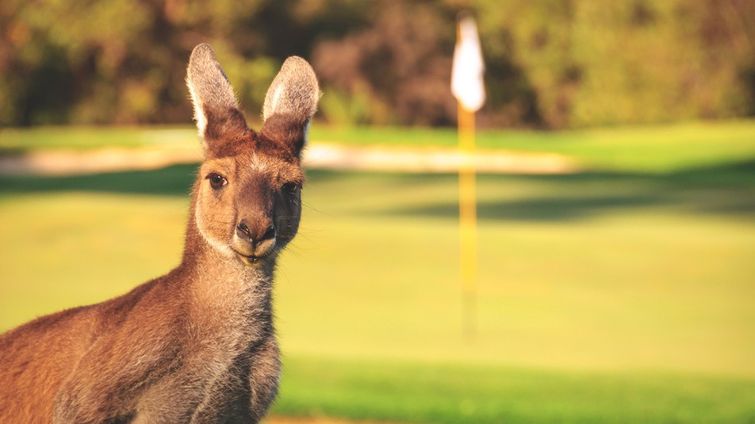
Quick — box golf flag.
[452,14,484,338]
[452,16,485,112]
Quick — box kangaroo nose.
[236,220,275,245]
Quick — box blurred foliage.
[0,0,753,128]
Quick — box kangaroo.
[0,43,319,423]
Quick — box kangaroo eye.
[281,182,300,195]
[207,173,227,190]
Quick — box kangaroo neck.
[179,204,277,339]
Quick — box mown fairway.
[0,123,754,422]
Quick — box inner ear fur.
[262,56,319,122]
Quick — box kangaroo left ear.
[186,44,247,146]
[259,56,320,159]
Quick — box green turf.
[0,126,195,152]
[1,155,754,421]
[313,120,755,172]
[2,120,755,173]
[274,356,755,423]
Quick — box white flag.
[451,16,485,112]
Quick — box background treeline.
[1,0,753,128]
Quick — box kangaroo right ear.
[259,56,319,159]
[186,44,247,142]
[262,56,319,122]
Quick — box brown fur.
[0,44,319,423]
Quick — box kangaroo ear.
[186,43,246,142]
[262,56,319,122]
[260,56,320,158]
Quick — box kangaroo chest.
[133,317,278,422]
[191,279,279,420]
[133,275,279,423]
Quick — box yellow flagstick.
[452,13,484,339]
[458,102,478,339]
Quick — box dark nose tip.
[236,220,275,245]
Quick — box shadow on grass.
[360,159,755,221]
[395,193,666,222]
[0,164,353,197]
[0,164,199,196]
[0,160,753,222]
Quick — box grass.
[276,356,755,424]
[2,120,755,172]
[1,124,754,422]
[0,126,194,152]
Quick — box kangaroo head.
[186,44,319,266]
